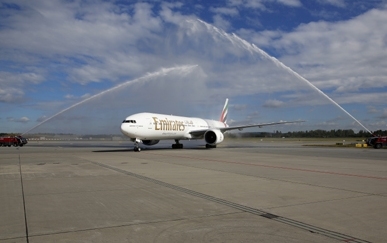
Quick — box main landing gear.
[206,144,217,149]
[172,140,183,149]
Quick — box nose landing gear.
[134,139,141,152]
[134,146,141,152]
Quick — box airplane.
[121,99,304,151]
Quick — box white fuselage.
[121,112,227,140]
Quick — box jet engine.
[204,129,224,145]
[142,140,160,146]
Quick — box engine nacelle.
[204,129,224,145]
[142,140,160,146]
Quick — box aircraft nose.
[121,122,135,138]
[120,122,128,135]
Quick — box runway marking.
[18,154,30,243]
[92,161,371,243]
[148,153,387,181]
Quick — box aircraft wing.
[189,120,304,137]
[220,120,305,132]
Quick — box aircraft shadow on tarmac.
[91,144,264,153]
[92,146,209,153]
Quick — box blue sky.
[1,0,387,134]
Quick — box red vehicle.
[0,136,28,147]
[366,136,387,149]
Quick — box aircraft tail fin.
[220,98,229,124]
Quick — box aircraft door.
[146,118,152,130]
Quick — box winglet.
[220,98,229,124]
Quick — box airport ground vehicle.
[366,136,387,149]
[0,136,28,147]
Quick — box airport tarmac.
[1,139,386,243]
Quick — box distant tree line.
[0,133,18,137]
[227,129,387,138]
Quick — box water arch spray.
[196,19,372,134]
[22,65,198,135]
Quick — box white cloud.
[247,8,387,98]
[81,93,91,99]
[367,106,378,114]
[0,71,44,86]
[210,7,239,16]
[227,0,302,9]
[335,92,387,105]
[64,93,90,100]
[0,88,24,103]
[376,109,387,119]
[227,0,266,10]
[237,28,283,47]
[6,116,30,123]
[277,0,302,7]
[1,0,307,99]
[212,14,232,31]
[160,2,194,25]
[317,0,346,8]
[0,0,166,85]
[263,99,285,108]
[0,71,45,103]
[16,117,30,123]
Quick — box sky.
[1,0,387,135]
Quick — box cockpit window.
[122,120,136,123]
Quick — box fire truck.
[0,136,28,147]
[366,136,387,149]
